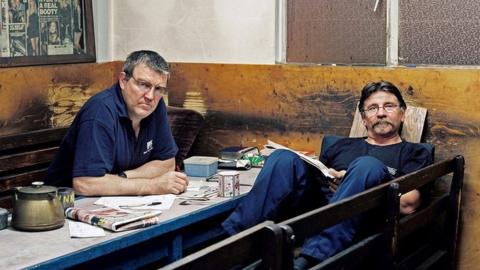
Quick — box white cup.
[218,171,240,197]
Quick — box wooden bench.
[0,106,204,209]
[163,221,285,270]
[0,127,67,209]
[162,155,464,269]
[279,155,464,270]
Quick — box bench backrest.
[0,127,68,209]
[167,106,205,169]
[392,155,464,269]
[163,221,285,270]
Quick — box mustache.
[372,120,393,128]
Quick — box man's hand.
[400,189,421,215]
[328,169,346,192]
[156,171,189,194]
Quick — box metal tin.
[184,156,219,177]
[57,187,75,213]
[218,171,240,197]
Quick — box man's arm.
[398,144,434,215]
[123,159,175,179]
[399,189,421,215]
[329,168,421,214]
[73,158,188,196]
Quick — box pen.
[119,201,162,208]
[148,202,162,206]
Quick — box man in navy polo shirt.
[45,50,188,196]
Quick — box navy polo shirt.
[45,83,178,187]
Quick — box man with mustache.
[221,81,432,269]
[45,50,188,196]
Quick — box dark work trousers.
[221,149,391,262]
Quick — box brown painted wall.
[0,62,122,136]
[0,62,479,268]
[169,64,478,158]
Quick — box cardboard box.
[183,156,218,177]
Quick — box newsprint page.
[0,0,85,57]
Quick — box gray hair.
[358,80,407,112]
[122,50,170,78]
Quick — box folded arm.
[73,158,188,196]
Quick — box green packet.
[244,155,265,167]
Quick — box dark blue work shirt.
[45,83,178,187]
[320,137,433,178]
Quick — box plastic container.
[183,156,219,177]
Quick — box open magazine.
[65,207,162,232]
[266,140,334,179]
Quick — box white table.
[0,168,260,270]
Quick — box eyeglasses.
[128,75,167,97]
[362,104,399,117]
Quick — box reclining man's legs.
[300,156,391,262]
[222,149,324,235]
[222,152,391,265]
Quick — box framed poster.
[0,0,95,67]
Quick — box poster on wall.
[0,0,95,67]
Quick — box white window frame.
[275,0,287,64]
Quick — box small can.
[218,171,240,197]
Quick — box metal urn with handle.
[11,181,65,231]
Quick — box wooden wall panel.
[168,64,479,159]
[0,62,122,136]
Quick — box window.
[282,0,480,66]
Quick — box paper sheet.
[177,181,218,200]
[94,194,176,211]
[266,140,333,178]
[68,220,106,238]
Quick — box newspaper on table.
[266,140,334,179]
[65,207,162,232]
[65,195,177,232]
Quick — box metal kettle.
[11,181,65,231]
